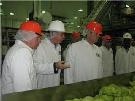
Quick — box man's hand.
[55,61,70,69]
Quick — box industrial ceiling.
[1,0,135,34]
[1,1,87,32]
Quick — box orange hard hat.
[85,21,103,35]
[102,35,112,42]
[19,21,43,36]
[72,32,80,39]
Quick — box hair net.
[15,30,38,41]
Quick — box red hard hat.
[85,21,103,35]
[72,32,80,39]
[102,35,112,42]
[19,21,43,36]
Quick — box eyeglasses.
[91,31,102,37]
[35,32,44,36]
[35,34,42,39]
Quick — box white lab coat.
[63,44,71,60]
[100,46,114,77]
[2,40,37,94]
[33,38,61,89]
[115,46,135,74]
[64,40,103,84]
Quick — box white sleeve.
[63,48,68,60]
[111,49,114,73]
[115,50,119,74]
[11,49,33,92]
[98,48,103,78]
[33,46,54,75]
[64,45,74,84]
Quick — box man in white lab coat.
[33,20,69,89]
[2,21,43,94]
[115,32,135,74]
[64,21,103,84]
[100,35,114,77]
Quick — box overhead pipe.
[29,0,41,21]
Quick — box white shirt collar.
[45,38,59,49]
[15,40,33,53]
[101,45,111,51]
[83,39,95,48]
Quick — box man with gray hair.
[33,20,69,89]
[2,21,43,94]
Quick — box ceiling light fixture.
[10,12,14,15]
[42,10,46,14]
[0,3,2,6]
[71,22,74,25]
[26,18,29,20]
[74,17,78,19]
[126,5,130,8]
[78,9,83,12]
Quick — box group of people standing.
[64,23,135,84]
[1,19,135,95]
